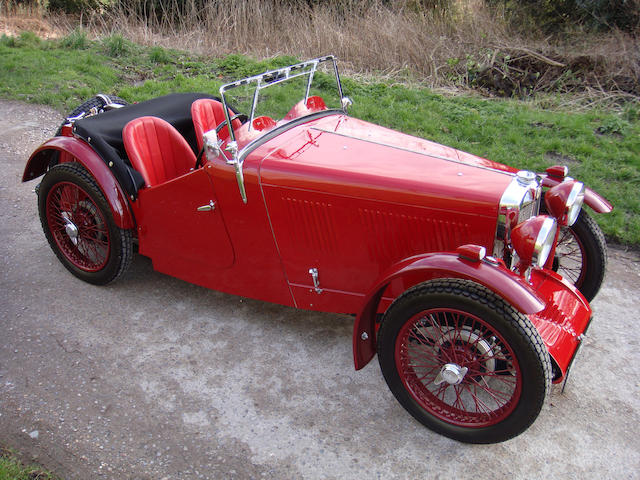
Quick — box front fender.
[23,137,135,229]
[352,252,545,370]
[541,176,612,213]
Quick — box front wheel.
[552,210,607,302]
[377,279,551,443]
[38,162,133,285]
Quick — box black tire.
[552,210,607,302]
[55,94,128,136]
[377,278,551,444]
[38,162,133,285]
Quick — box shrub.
[60,28,89,49]
[18,31,43,47]
[0,32,43,49]
[102,33,132,56]
[47,0,113,13]
[595,117,631,136]
[487,0,640,33]
[0,34,17,47]
[149,46,171,63]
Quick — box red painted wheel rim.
[46,181,110,272]
[395,308,522,428]
[554,226,586,288]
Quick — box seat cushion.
[191,98,243,150]
[73,93,218,196]
[123,116,197,187]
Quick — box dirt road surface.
[1,99,639,479]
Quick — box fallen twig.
[494,45,567,68]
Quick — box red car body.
[23,57,611,443]
[24,107,596,374]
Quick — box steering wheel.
[215,114,248,134]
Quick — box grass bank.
[11,0,638,101]
[0,445,59,480]
[1,30,638,245]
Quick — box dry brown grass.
[82,0,508,78]
[2,0,639,98]
[0,7,62,38]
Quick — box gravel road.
[1,99,639,480]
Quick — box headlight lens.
[566,182,585,226]
[511,216,558,268]
[545,180,585,226]
[534,217,557,267]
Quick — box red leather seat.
[123,116,196,188]
[191,98,243,150]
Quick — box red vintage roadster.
[23,56,611,443]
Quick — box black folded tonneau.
[72,92,218,197]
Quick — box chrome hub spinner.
[437,328,497,374]
[434,364,469,385]
[62,212,79,246]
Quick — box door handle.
[197,200,216,212]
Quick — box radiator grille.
[518,200,537,224]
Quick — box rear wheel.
[38,162,133,284]
[377,278,551,443]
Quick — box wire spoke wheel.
[46,181,110,272]
[38,162,133,285]
[397,308,521,428]
[377,279,550,443]
[542,203,607,302]
[553,226,586,286]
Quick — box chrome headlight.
[566,184,585,225]
[545,180,585,226]
[533,217,557,267]
[511,216,558,268]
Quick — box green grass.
[1,31,638,244]
[59,28,89,50]
[0,447,59,480]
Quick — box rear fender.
[23,137,135,229]
[352,252,546,370]
[541,176,612,213]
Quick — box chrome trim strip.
[238,111,341,163]
[332,60,346,110]
[248,78,261,130]
[304,68,315,104]
[308,127,515,176]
